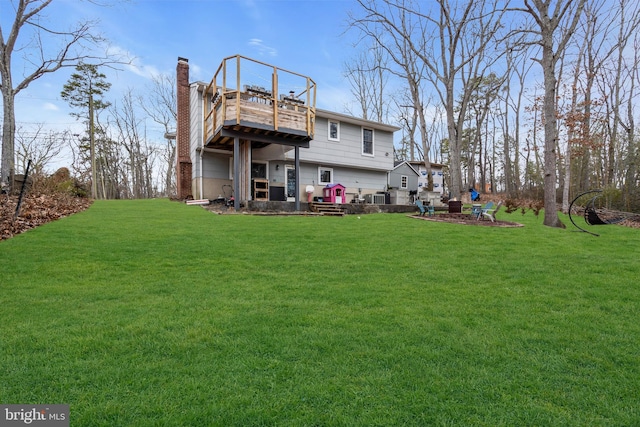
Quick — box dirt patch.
[409,213,524,228]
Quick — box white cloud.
[127,61,161,80]
[43,102,59,111]
[248,39,278,57]
[189,63,204,81]
[241,0,262,20]
[104,44,160,80]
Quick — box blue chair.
[416,200,434,217]
[478,201,494,220]
[482,201,502,222]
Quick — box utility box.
[389,189,409,205]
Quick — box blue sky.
[6,0,360,147]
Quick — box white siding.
[189,84,204,178]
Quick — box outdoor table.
[472,204,482,219]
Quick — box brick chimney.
[176,57,192,199]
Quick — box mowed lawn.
[1,199,639,426]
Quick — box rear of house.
[175,55,400,207]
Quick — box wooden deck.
[203,55,316,149]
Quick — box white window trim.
[318,167,333,185]
[328,120,340,141]
[400,175,408,189]
[362,127,374,156]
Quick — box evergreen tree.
[61,63,111,198]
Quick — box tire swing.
[568,190,627,237]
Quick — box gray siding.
[293,117,395,171]
[389,163,419,191]
[189,85,400,200]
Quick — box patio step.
[310,202,345,216]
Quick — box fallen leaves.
[0,193,92,241]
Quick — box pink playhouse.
[323,183,346,204]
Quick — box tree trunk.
[541,42,564,227]
[1,87,16,188]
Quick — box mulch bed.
[409,213,524,227]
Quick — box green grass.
[1,199,639,426]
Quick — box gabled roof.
[392,161,419,176]
[324,183,346,189]
[316,109,401,133]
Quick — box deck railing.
[203,55,316,145]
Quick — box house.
[408,160,446,206]
[387,161,420,205]
[409,161,445,193]
[175,55,400,209]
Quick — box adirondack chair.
[415,200,434,216]
[477,201,494,220]
[482,201,503,222]
[415,199,427,216]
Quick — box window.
[400,175,408,189]
[251,162,267,179]
[319,167,333,185]
[328,120,340,141]
[362,128,374,156]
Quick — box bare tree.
[0,0,128,189]
[463,73,504,192]
[516,0,587,228]
[140,73,176,197]
[349,0,507,199]
[109,89,157,199]
[343,43,390,123]
[14,124,68,175]
[501,41,535,197]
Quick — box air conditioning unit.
[365,194,386,204]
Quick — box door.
[286,166,296,202]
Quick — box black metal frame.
[568,190,603,236]
[568,189,627,236]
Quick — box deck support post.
[295,145,300,211]
[234,136,240,210]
